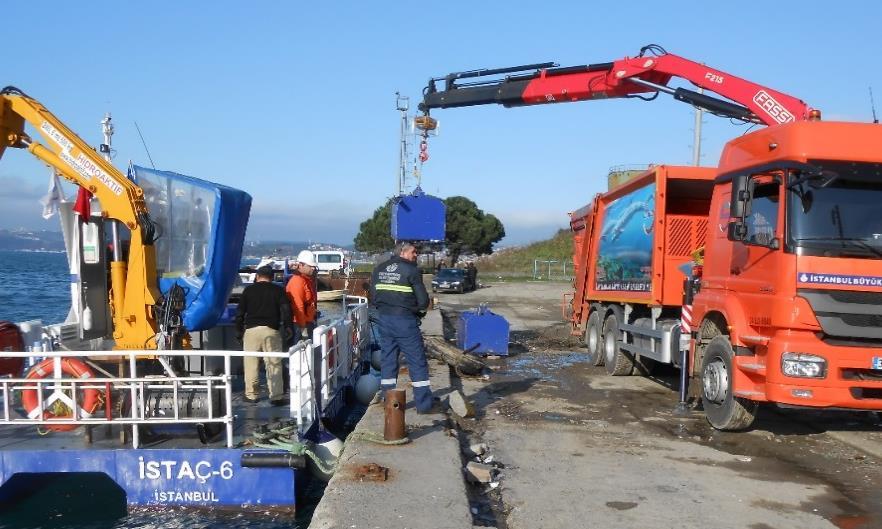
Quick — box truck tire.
[700,336,758,431]
[602,313,634,376]
[584,311,604,366]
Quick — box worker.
[286,250,318,340]
[466,261,478,290]
[371,242,440,414]
[235,265,292,406]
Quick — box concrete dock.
[309,308,474,529]
[312,282,882,529]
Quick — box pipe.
[241,451,306,469]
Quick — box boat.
[0,113,369,513]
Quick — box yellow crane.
[0,86,160,350]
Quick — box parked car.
[431,268,475,293]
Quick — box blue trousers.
[376,313,433,412]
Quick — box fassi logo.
[752,90,795,124]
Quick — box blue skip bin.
[391,187,445,242]
[457,305,509,356]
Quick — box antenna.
[871,87,879,124]
[133,121,157,169]
[396,92,410,196]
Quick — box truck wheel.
[602,313,634,376]
[584,311,604,366]
[700,336,758,431]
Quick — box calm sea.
[0,250,326,529]
[0,250,71,324]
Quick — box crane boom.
[0,87,160,349]
[420,45,813,126]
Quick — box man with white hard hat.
[286,250,318,340]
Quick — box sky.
[1,2,881,247]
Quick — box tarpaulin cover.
[132,165,252,331]
[391,187,446,242]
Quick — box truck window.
[746,182,779,246]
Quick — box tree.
[353,201,394,253]
[352,195,505,263]
[443,196,505,265]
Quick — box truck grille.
[799,289,882,341]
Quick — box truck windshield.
[788,161,882,258]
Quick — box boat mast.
[100,113,122,262]
[396,93,410,196]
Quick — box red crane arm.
[420,45,813,126]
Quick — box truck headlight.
[781,353,827,379]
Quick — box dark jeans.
[376,313,433,412]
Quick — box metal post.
[384,389,407,441]
[692,88,704,166]
[224,353,233,447]
[674,276,694,416]
[289,348,298,422]
[129,352,139,448]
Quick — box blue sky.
[1,2,880,246]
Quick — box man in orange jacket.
[286,250,318,340]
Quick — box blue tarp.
[132,165,252,331]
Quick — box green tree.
[353,201,394,253]
[444,196,505,265]
[352,195,505,262]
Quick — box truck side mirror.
[730,175,749,218]
[727,220,747,242]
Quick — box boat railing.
[0,299,370,449]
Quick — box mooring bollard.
[384,389,407,441]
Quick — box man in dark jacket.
[371,242,437,413]
[235,265,293,405]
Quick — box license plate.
[440,282,449,288]
[873,357,882,370]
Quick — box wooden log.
[424,336,487,376]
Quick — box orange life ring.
[22,358,102,432]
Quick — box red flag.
[73,186,92,222]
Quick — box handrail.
[0,300,370,449]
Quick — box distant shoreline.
[0,249,66,254]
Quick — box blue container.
[457,305,509,356]
[391,187,446,242]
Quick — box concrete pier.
[309,308,473,529]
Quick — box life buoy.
[22,358,102,432]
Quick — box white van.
[313,250,346,275]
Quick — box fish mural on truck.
[595,184,655,292]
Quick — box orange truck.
[420,45,882,429]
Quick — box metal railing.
[0,298,370,449]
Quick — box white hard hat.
[296,250,317,267]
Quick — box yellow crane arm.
[0,87,159,349]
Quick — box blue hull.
[0,448,296,510]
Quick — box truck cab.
[693,120,882,428]
[312,250,346,275]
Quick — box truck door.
[727,173,787,334]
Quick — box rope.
[243,421,411,478]
[347,430,411,446]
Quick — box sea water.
[0,250,327,529]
